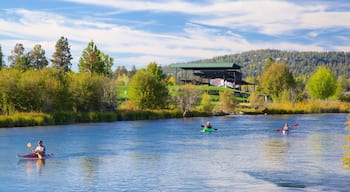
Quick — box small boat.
[17,153,54,160]
[202,127,214,132]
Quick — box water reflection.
[263,138,290,169]
[17,159,45,175]
[342,115,350,170]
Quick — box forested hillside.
[189,49,350,78]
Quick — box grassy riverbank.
[0,109,205,128]
[0,100,349,128]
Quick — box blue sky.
[1,0,350,71]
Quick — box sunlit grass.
[0,112,54,127]
[264,100,350,114]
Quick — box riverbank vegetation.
[0,38,350,128]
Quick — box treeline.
[172,49,350,78]
[0,36,133,116]
[0,68,115,115]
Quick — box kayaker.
[32,140,46,157]
[205,121,212,129]
[283,123,290,132]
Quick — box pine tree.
[51,36,73,73]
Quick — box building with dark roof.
[170,62,253,88]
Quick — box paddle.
[276,123,300,132]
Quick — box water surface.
[0,114,349,191]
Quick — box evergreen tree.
[51,36,73,73]
[8,43,29,70]
[0,44,4,68]
[28,44,48,70]
[79,41,113,77]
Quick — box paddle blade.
[27,142,32,148]
[293,123,300,127]
[276,129,281,132]
[201,125,204,127]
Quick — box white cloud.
[63,0,350,35]
[1,1,350,70]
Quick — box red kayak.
[17,153,54,159]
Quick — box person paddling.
[282,123,290,134]
[205,121,212,129]
[32,140,45,159]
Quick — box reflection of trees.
[263,139,289,169]
[82,157,99,180]
[342,116,350,170]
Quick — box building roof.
[170,62,241,70]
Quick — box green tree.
[263,56,275,71]
[69,72,110,112]
[8,43,29,70]
[146,62,166,81]
[259,62,295,101]
[200,93,213,113]
[129,66,169,110]
[39,68,72,112]
[16,70,44,111]
[0,44,4,68]
[78,41,113,77]
[307,66,337,99]
[51,36,73,73]
[0,69,20,114]
[220,90,236,113]
[28,44,48,70]
[128,65,137,77]
[115,66,128,78]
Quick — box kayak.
[17,153,54,159]
[202,127,215,133]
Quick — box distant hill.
[190,49,350,78]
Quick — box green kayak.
[202,127,214,132]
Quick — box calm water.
[0,114,349,191]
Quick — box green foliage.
[307,66,337,99]
[28,44,48,70]
[200,93,213,113]
[0,44,4,68]
[146,62,166,81]
[259,62,295,101]
[248,91,265,110]
[78,41,113,77]
[164,49,350,81]
[8,43,29,71]
[116,109,182,121]
[114,66,128,78]
[51,36,73,73]
[68,72,114,112]
[129,63,169,110]
[0,112,54,127]
[219,90,236,113]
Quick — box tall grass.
[263,100,350,114]
[0,112,55,127]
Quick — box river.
[0,113,349,191]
